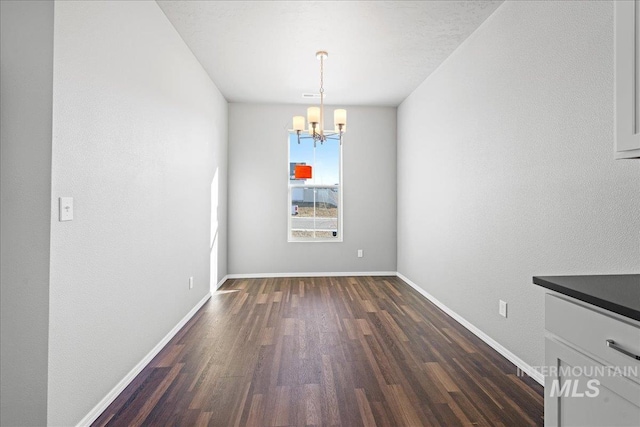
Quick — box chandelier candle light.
[293,51,347,146]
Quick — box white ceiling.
[157,1,503,107]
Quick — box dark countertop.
[533,275,640,322]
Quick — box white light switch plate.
[499,300,507,318]
[59,197,73,221]
[357,249,363,258]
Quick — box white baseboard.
[396,272,544,385]
[216,274,229,290]
[76,292,212,427]
[226,271,397,279]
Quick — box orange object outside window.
[294,165,312,179]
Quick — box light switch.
[59,197,73,221]
[499,300,507,318]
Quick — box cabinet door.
[545,338,640,426]
[615,0,640,159]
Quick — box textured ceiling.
[157,1,503,106]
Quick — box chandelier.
[292,51,347,146]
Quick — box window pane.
[288,130,341,241]
[290,187,339,239]
[289,133,340,185]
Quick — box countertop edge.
[533,276,640,322]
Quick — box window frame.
[287,132,343,243]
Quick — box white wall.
[48,1,227,425]
[0,1,54,425]
[397,0,640,371]
[228,104,396,275]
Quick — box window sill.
[288,238,343,243]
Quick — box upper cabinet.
[615,0,640,159]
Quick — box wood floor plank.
[194,411,212,427]
[355,388,377,427]
[321,355,341,425]
[304,383,322,426]
[245,393,265,427]
[386,384,424,426]
[93,276,543,426]
[267,385,290,426]
[424,362,461,393]
[233,380,252,427]
[129,363,183,426]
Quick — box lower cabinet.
[544,294,640,426]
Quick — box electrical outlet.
[189,277,194,290]
[357,249,363,258]
[499,300,507,318]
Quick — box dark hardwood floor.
[93,276,543,426]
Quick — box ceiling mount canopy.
[292,51,347,147]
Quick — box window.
[288,132,342,241]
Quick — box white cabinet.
[544,294,640,426]
[615,0,640,159]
